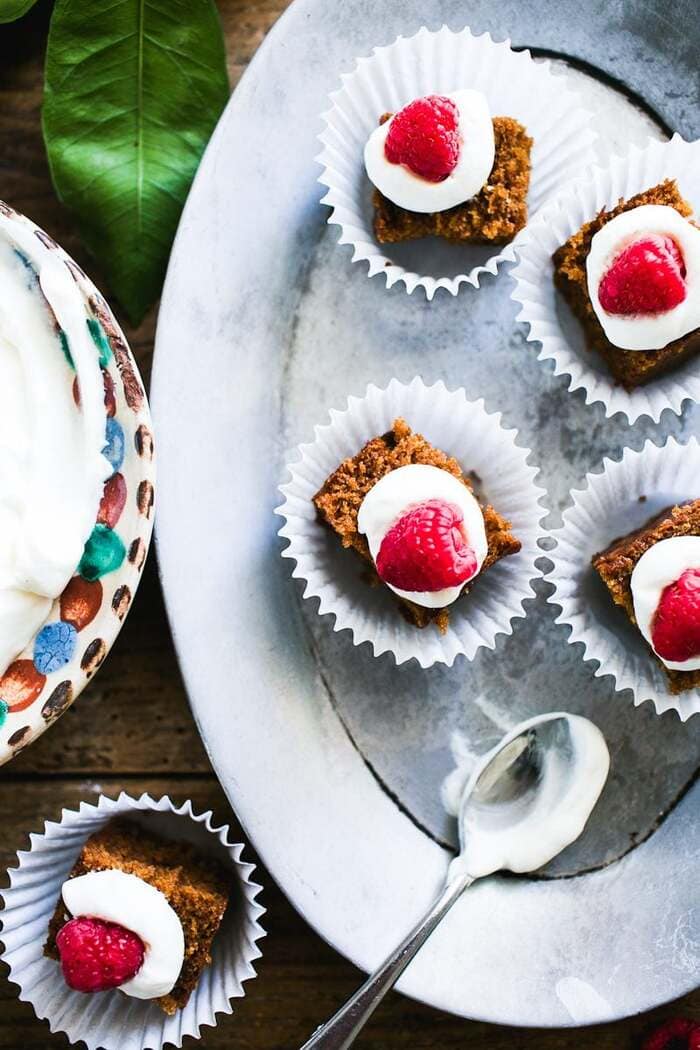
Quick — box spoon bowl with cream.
[301,712,610,1050]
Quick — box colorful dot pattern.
[78,524,126,582]
[87,316,113,368]
[0,206,156,762]
[103,417,125,473]
[33,622,77,675]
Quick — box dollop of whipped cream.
[631,535,700,671]
[61,869,185,999]
[0,212,109,676]
[587,204,700,350]
[357,463,487,608]
[364,90,495,214]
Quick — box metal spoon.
[300,712,610,1050]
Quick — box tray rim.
[152,0,700,1027]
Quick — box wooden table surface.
[0,2,697,1047]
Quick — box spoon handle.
[300,871,474,1050]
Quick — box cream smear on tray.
[0,212,109,675]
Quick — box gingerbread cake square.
[313,418,521,632]
[592,499,700,693]
[553,179,700,390]
[372,116,532,246]
[44,819,230,1014]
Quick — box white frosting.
[0,212,110,675]
[357,463,488,609]
[586,204,700,350]
[631,535,700,671]
[364,90,495,214]
[61,869,185,1000]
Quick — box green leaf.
[0,0,38,23]
[43,0,229,324]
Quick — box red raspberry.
[384,95,460,182]
[376,499,477,592]
[598,234,686,315]
[651,568,700,662]
[56,916,145,993]
[642,1018,700,1050]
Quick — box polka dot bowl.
[0,202,155,765]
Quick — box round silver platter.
[152,0,700,1027]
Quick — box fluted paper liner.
[318,24,597,298]
[511,135,700,423]
[549,437,700,721]
[1,793,265,1050]
[276,378,546,667]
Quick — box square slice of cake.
[553,180,700,389]
[44,819,230,1014]
[592,499,700,693]
[313,418,521,632]
[372,116,532,246]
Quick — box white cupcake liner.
[0,792,265,1050]
[511,134,700,423]
[317,24,597,298]
[549,437,700,721]
[276,377,546,667]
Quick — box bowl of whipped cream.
[0,201,155,764]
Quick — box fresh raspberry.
[376,499,477,592]
[642,1018,700,1050]
[384,95,460,182]
[651,568,700,662]
[56,916,145,993]
[598,234,686,315]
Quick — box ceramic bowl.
[0,202,155,765]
